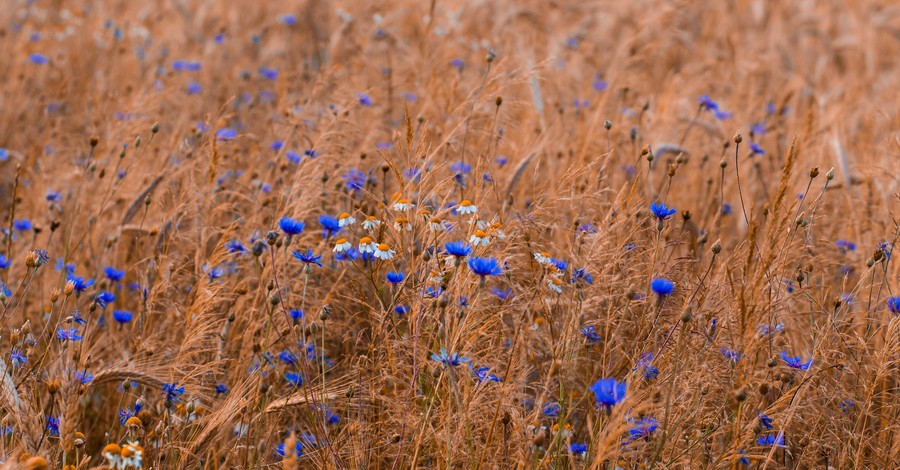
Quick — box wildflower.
[457,200,477,215]
[628,417,658,441]
[469,230,490,247]
[780,351,813,370]
[887,297,900,315]
[285,151,302,164]
[395,304,411,315]
[121,442,143,468]
[542,402,561,417]
[578,223,598,234]
[431,349,468,367]
[259,67,278,80]
[581,325,603,344]
[163,383,186,403]
[395,217,412,231]
[428,217,444,231]
[271,140,285,151]
[318,215,342,238]
[103,444,123,467]
[635,353,659,379]
[739,449,751,465]
[13,219,32,232]
[343,169,367,192]
[46,416,60,435]
[570,442,587,455]
[722,203,733,215]
[10,348,26,366]
[0,148,7,162]
[491,287,513,301]
[46,190,62,203]
[358,237,377,253]
[392,199,413,211]
[444,241,472,259]
[878,241,893,260]
[721,347,742,363]
[57,327,83,341]
[290,309,304,320]
[749,142,765,155]
[304,149,318,158]
[225,240,246,254]
[468,257,502,278]
[292,249,323,268]
[362,216,380,230]
[74,370,94,384]
[649,202,676,220]
[534,252,553,265]
[332,239,351,253]
[757,433,785,446]
[547,276,563,293]
[758,411,773,430]
[374,244,395,260]
[29,53,49,64]
[839,398,855,413]
[278,13,297,25]
[357,93,373,106]
[104,266,125,282]
[589,378,626,409]
[278,216,306,236]
[205,264,225,280]
[473,366,502,383]
[650,278,674,296]
[113,310,133,324]
[386,271,404,285]
[279,350,298,365]
[572,268,594,285]
[338,212,356,227]
[0,255,10,269]
[216,128,237,141]
[276,440,304,458]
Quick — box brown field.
[1,0,899,468]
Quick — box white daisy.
[338,212,356,227]
[456,199,477,215]
[362,216,381,230]
[393,199,413,211]
[333,238,351,253]
[374,243,395,260]
[469,230,490,247]
[395,217,412,232]
[358,237,377,253]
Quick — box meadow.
[1,0,899,468]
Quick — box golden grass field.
[1,0,899,468]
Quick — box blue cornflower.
[104,266,125,282]
[758,411,773,430]
[285,151,301,164]
[10,348,26,366]
[758,323,784,336]
[749,142,765,155]
[450,161,472,175]
[66,275,95,293]
[215,384,228,395]
[751,122,766,135]
[285,372,303,387]
[878,242,893,259]
[29,53,49,65]
[450,58,465,68]
[69,310,87,325]
[722,203,733,215]
[13,219,32,232]
[886,297,900,315]
[225,240,246,254]
[635,353,659,380]
[279,350,298,365]
[163,382,186,403]
[578,223,598,234]
[113,310,133,324]
[205,264,225,280]
[335,247,360,261]
[342,168,367,192]
[275,441,304,458]
[739,449,751,465]
[46,190,62,203]
[780,351,812,370]
[278,216,306,236]
[649,202,677,220]
[93,291,116,309]
[290,309,304,320]
[572,268,594,285]
[57,327,82,341]
[757,433,785,446]
[259,67,278,80]
[304,149,318,158]
[118,408,135,426]
[444,241,473,259]
[570,442,588,455]
[394,305,410,315]
[628,417,658,440]
[472,366,502,383]
[271,141,286,152]
[698,95,718,110]
[56,258,75,275]
[650,278,674,296]
[357,93,373,106]
[46,416,60,435]
[278,13,297,25]
[318,215,342,238]
[721,347,742,363]
[430,348,469,368]
[0,148,7,162]
[491,287,513,301]
[468,257,503,278]
[292,249,323,267]
[581,325,603,344]
[589,377,626,409]
[75,370,94,384]
[0,255,10,269]
[839,398,854,413]
[0,282,9,299]
[187,81,202,94]
[551,258,568,271]
[386,271,405,285]
[542,402,561,418]
[216,128,237,141]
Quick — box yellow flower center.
[377,243,391,251]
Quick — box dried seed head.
[826,167,835,180]
[604,120,612,130]
[711,239,722,254]
[495,96,503,106]
[90,136,99,147]
[733,131,743,144]
[719,157,727,168]
[767,358,777,368]
[734,387,748,402]
[809,167,820,178]
[50,289,60,303]
[64,281,75,297]
[151,122,160,134]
